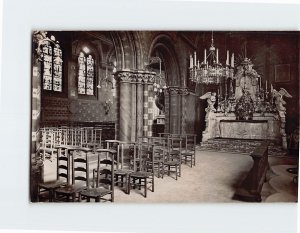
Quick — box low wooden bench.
[234,141,269,202]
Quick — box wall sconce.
[97,61,117,89]
[103,99,112,115]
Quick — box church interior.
[30,31,299,203]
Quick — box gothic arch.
[148,33,181,86]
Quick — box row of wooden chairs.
[38,147,115,202]
[37,133,197,202]
[39,127,103,161]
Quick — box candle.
[226,50,229,66]
[197,60,200,69]
[194,51,197,66]
[259,77,261,90]
[231,53,234,67]
[190,55,193,68]
[271,83,273,93]
[216,49,219,64]
[204,49,207,64]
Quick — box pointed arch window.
[42,40,63,91]
[78,52,95,95]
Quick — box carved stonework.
[178,87,189,96]
[168,87,180,95]
[117,71,132,82]
[235,90,255,120]
[130,73,137,83]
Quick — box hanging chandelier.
[148,57,167,94]
[189,32,234,85]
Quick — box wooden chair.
[55,148,90,202]
[147,137,166,178]
[181,134,197,167]
[114,141,136,194]
[128,143,155,198]
[39,128,56,161]
[80,149,115,202]
[163,136,182,180]
[37,146,69,202]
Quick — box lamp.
[97,61,116,89]
[189,32,234,85]
[148,57,167,94]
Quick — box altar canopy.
[201,57,292,149]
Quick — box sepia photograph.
[1,0,299,232]
[30,30,299,203]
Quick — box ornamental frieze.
[116,70,156,84]
[167,87,189,95]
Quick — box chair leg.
[175,166,178,180]
[128,177,131,195]
[152,176,154,192]
[144,179,147,198]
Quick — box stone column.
[143,76,149,137]
[31,59,42,161]
[130,74,137,142]
[147,73,155,137]
[179,87,189,135]
[164,89,170,133]
[168,87,180,134]
[117,71,132,142]
[136,74,144,139]
[31,42,43,201]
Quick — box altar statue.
[234,58,260,101]
[272,88,292,113]
[200,92,217,112]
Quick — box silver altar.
[200,57,292,149]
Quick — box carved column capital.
[136,73,144,83]
[130,73,137,83]
[178,87,189,95]
[168,86,180,95]
[117,71,132,83]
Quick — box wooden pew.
[234,141,269,202]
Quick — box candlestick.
[204,49,207,64]
[259,77,261,90]
[271,83,273,93]
[226,50,229,66]
[231,53,234,67]
[190,55,193,68]
[194,51,197,67]
[216,49,219,64]
[197,60,200,69]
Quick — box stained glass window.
[42,40,63,91]
[78,53,95,95]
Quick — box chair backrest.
[95,149,115,194]
[135,143,154,173]
[71,149,89,187]
[94,127,102,147]
[56,148,69,184]
[182,134,196,151]
[167,136,182,161]
[116,141,135,170]
[41,128,54,149]
[158,133,170,138]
